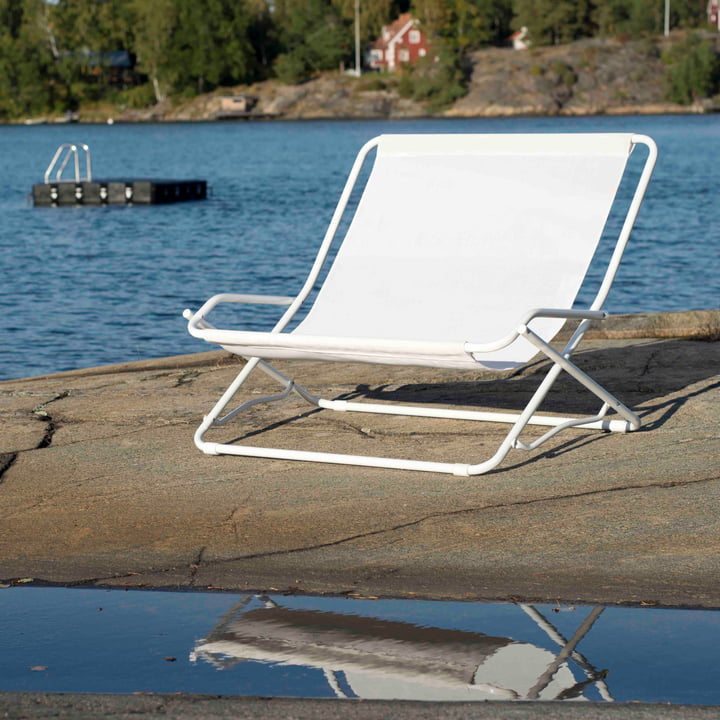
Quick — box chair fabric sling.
[185,132,657,476]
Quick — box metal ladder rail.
[44,143,92,184]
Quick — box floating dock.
[33,142,207,207]
[32,178,207,207]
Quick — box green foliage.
[0,0,66,119]
[274,51,310,84]
[332,0,398,45]
[356,73,394,90]
[663,35,720,104]
[117,82,158,109]
[512,0,705,46]
[273,0,352,82]
[129,0,175,102]
[512,0,594,46]
[549,59,576,86]
[52,0,116,52]
[593,0,663,37]
[397,50,468,110]
[174,0,261,93]
[0,0,716,120]
[517,0,709,45]
[412,0,512,50]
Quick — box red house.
[709,0,720,29]
[368,14,431,72]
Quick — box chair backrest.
[295,133,635,367]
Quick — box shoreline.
[9,104,710,127]
[11,35,720,126]
[11,96,706,127]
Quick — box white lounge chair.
[184,133,657,476]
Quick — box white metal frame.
[184,134,657,477]
[44,143,92,184]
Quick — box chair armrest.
[463,309,607,355]
[184,293,295,337]
[520,308,608,324]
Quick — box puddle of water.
[1,586,719,704]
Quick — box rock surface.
[108,36,719,124]
[1,311,718,608]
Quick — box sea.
[0,113,718,381]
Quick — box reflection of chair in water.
[190,596,612,702]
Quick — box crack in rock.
[13,475,719,588]
[29,391,68,453]
[189,547,207,586]
[201,474,720,567]
[0,391,69,483]
[32,390,69,418]
[0,453,18,484]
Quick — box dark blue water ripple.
[1,115,718,380]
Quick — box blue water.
[0,114,718,381]
[2,587,720,704]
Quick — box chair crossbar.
[520,325,640,429]
[196,438,468,476]
[320,398,625,432]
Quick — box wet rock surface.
[3,692,720,719]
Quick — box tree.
[512,0,594,45]
[664,0,707,31]
[0,0,64,118]
[412,0,512,50]
[331,0,394,43]
[51,0,133,54]
[273,0,352,82]
[399,0,515,110]
[245,0,280,73]
[130,0,175,102]
[664,34,720,104]
[170,0,261,94]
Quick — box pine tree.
[513,0,594,45]
[412,0,512,51]
[273,0,352,82]
[0,0,62,118]
[170,0,261,94]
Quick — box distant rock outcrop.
[109,36,718,123]
[449,37,690,117]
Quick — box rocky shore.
[2,309,719,607]
[88,36,718,124]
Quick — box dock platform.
[32,178,207,207]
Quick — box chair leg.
[194,357,314,454]
[194,358,474,474]
[194,349,638,476]
[520,325,640,431]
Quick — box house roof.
[373,13,417,50]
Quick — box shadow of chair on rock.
[345,338,719,430]
[223,338,719,471]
